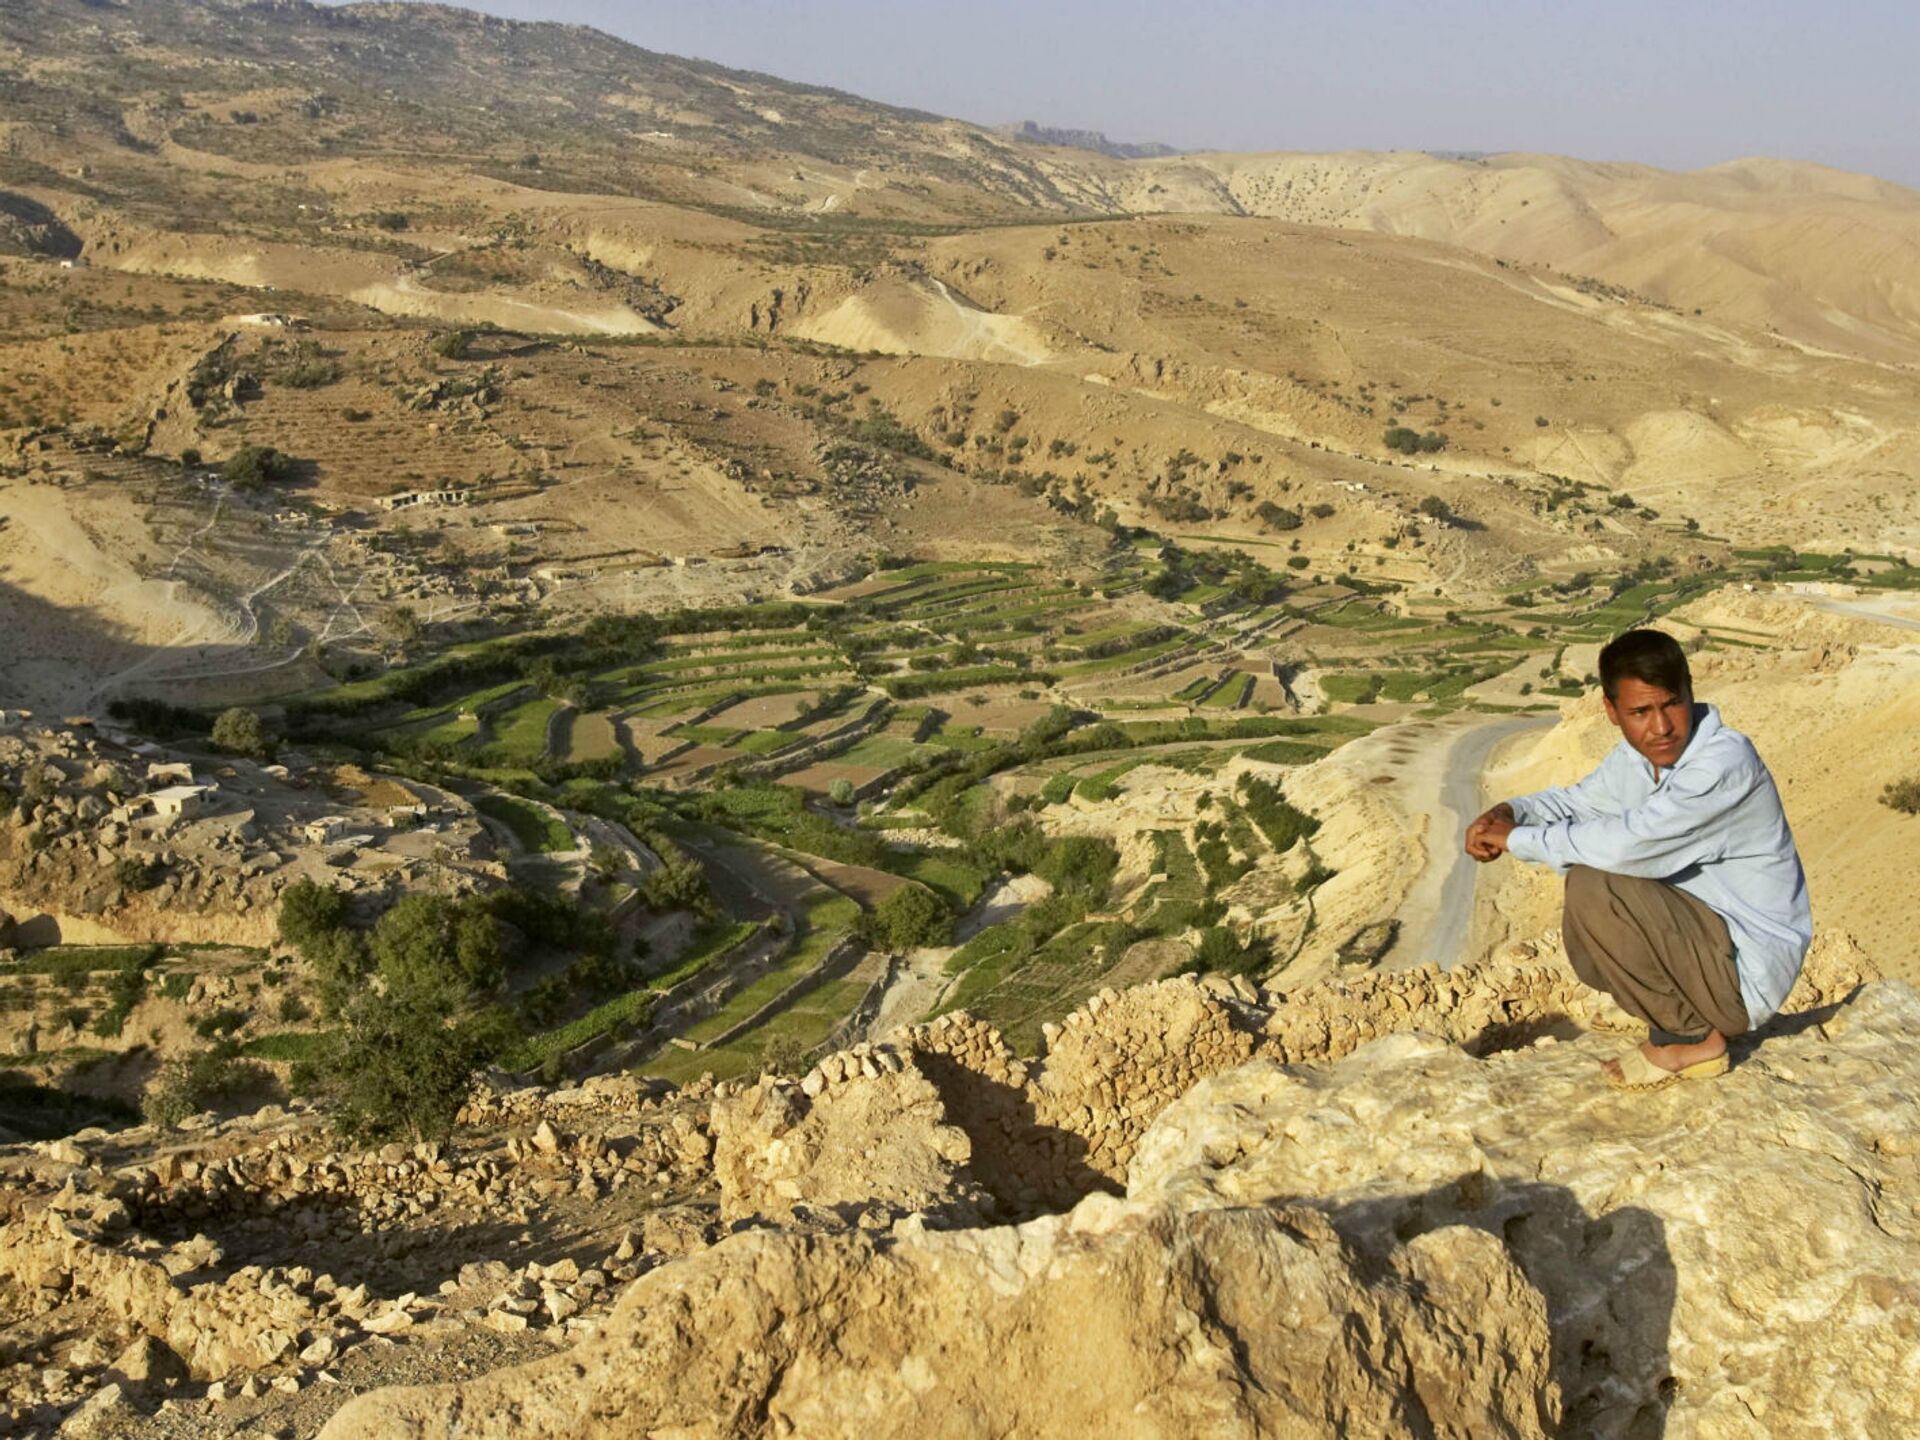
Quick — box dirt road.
[1388,713,1555,971]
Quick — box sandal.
[1605,1046,1729,1091]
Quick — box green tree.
[278,878,349,952]
[860,884,953,950]
[370,895,502,1005]
[322,990,516,1140]
[211,706,270,758]
[306,928,372,1018]
[640,855,714,916]
[222,444,291,490]
[1035,835,1119,904]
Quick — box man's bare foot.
[1601,1030,1727,1085]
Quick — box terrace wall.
[699,935,867,1051]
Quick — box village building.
[147,784,212,823]
[304,816,355,846]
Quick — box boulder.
[319,1198,1553,1438]
[707,1052,984,1226]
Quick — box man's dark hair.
[1598,628,1691,701]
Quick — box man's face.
[1604,677,1693,769]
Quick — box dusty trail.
[1808,596,1920,632]
[925,277,1048,367]
[1382,713,1556,971]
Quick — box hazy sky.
[367,0,1920,186]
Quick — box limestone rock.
[319,1201,1553,1438]
[109,1334,186,1388]
[708,1053,983,1225]
[1129,981,1920,1437]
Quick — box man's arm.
[1506,753,1624,827]
[1507,759,1759,876]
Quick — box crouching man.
[1464,629,1811,1089]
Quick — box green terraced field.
[473,794,572,852]
[485,696,563,760]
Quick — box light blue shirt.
[1506,703,1811,1027]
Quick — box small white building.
[305,816,355,846]
[149,785,211,822]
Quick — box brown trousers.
[1562,865,1749,1039]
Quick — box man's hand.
[1464,802,1516,863]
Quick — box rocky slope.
[0,932,1878,1435]
[323,968,1918,1440]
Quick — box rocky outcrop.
[709,1042,985,1226]
[322,1198,1555,1439]
[323,975,1920,1440]
[785,931,1873,1219]
[1131,982,1920,1437]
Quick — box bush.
[319,991,517,1141]
[640,855,715,916]
[113,855,161,891]
[431,330,474,360]
[211,705,270,758]
[1034,835,1119,904]
[193,1007,248,1039]
[1883,777,1920,816]
[279,878,349,951]
[828,777,856,805]
[859,884,954,951]
[370,894,502,1006]
[1384,427,1446,455]
[1417,496,1454,523]
[142,1044,268,1127]
[306,928,371,1017]
[1182,925,1268,978]
[1255,501,1301,532]
[222,444,293,490]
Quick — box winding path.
[1388,712,1555,971]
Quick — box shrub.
[113,855,161,891]
[1034,835,1119,904]
[828,777,856,805]
[1417,496,1454,523]
[370,894,502,1006]
[280,878,350,952]
[222,444,292,490]
[640,855,715,916]
[1255,501,1302,532]
[193,1007,248,1039]
[1384,427,1446,455]
[142,1043,268,1127]
[211,705,270,758]
[859,884,954,951]
[1883,777,1920,816]
[431,330,474,360]
[318,991,517,1141]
